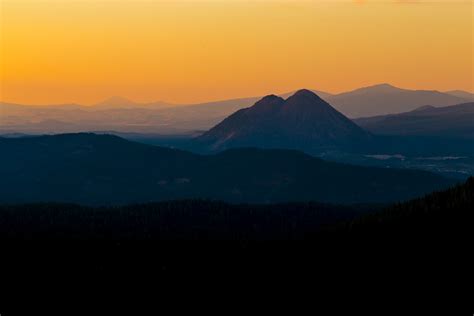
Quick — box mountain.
[2,85,469,134]
[0,133,455,205]
[354,102,474,138]
[326,83,468,118]
[198,89,372,153]
[445,90,474,101]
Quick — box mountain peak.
[259,94,283,102]
[294,88,314,94]
[285,89,328,109]
[252,94,284,107]
[359,83,400,92]
[248,94,285,114]
[292,89,321,98]
[199,89,372,152]
[375,83,396,88]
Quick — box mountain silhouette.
[198,89,372,152]
[0,133,454,205]
[355,102,474,138]
[445,90,474,101]
[2,84,470,134]
[327,83,467,118]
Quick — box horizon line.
[1,83,473,107]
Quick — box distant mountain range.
[324,83,468,118]
[198,89,372,152]
[1,84,471,134]
[445,90,474,101]
[0,133,455,205]
[355,102,474,138]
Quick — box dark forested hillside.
[0,201,372,241]
[338,176,473,236]
[1,178,471,308]
[0,178,471,241]
[0,133,455,205]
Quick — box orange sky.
[0,0,472,105]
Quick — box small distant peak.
[375,83,395,88]
[361,83,398,90]
[94,96,137,107]
[351,83,402,94]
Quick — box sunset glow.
[1,0,472,105]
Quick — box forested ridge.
[337,176,473,235]
[0,177,472,241]
[0,201,372,241]
[1,179,471,313]
[0,133,455,205]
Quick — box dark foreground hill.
[0,133,454,205]
[1,179,471,309]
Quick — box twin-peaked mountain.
[198,89,372,152]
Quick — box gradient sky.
[0,0,472,105]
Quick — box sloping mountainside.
[340,177,473,236]
[198,89,373,153]
[327,83,467,118]
[446,90,474,101]
[0,133,455,205]
[354,102,474,138]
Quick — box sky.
[0,0,472,105]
